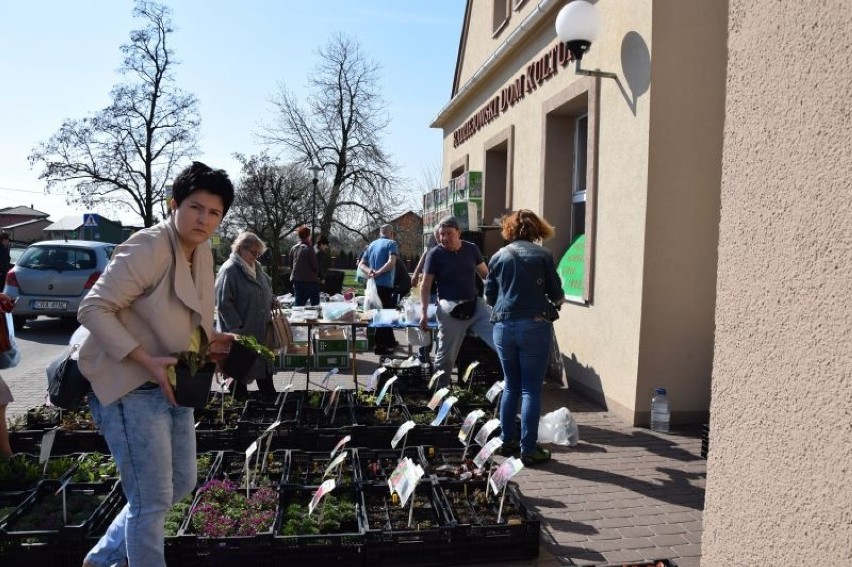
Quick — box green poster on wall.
[557,234,585,299]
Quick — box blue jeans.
[85,387,197,567]
[293,280,320,307]
[495,318,553,455]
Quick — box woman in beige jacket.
[79,162,235,567]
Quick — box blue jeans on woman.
[293,280,320,307]
[85,387,197,567]
[495,318,553,456]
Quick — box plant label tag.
[391,420,416,448]
[324,385,342,415]
[265,420,282,434]
[330,435,352,459]
[475,418,501,446]
[366,367,386,392]
[54,475,73,496]
[281,383,293,392]
[321,368,339,390]
[459,409,486,444]
[430,396,458,426]
[461,361,480,383]
[39,429,57,464]
[489,456,524,495]
[375,375,398,406]
[485,380,505,402]
[427,369,445,389]
[388,459,424,507]
[427,387,450,410]
[474,437,503,469]
[308,478,336,516]
[323,450,348,479]
[387,457,412,495]
[245,441,258,459]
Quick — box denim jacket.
[484,240,565,323]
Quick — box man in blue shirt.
[360,224,399,354]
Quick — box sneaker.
[520,445,551,466]
[496,441,519,457]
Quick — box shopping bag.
[46,327,91,410]
[364,278,383,311]
[264,307,293,353]
[0,313,20,370]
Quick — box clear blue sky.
[0,1,465,224]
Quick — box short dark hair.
[316,235,329,246]
[171,161,235,216]
[0,231,9,241]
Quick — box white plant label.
[427,369,446,389]
[323,450,348,479]
[366,366,387,392]
[430,396,458,426]
[485,380,505,402]
[461,361,480,383]
[308,479,336,516]
[474,418,501,446]
[330,435,352,459]
[427,387,450,411]
[458,409,486,444]
[474,437,504,469]
[375,375,398,406]
[489,456,524,495]
[391,420,416,448]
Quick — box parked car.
[9,242,27,267]
[3,240,115,329]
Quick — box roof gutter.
[430,0,560,129]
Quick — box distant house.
[0,206,51,243]
[43,214,125,244]
[363,211,423,269]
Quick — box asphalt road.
[3,316,75,420]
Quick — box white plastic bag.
[538,407,579,446]
[364,278,383,311]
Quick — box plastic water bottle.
[650,387,670,433]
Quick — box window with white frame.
[571,114,589,240]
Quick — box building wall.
[705,1,852,564]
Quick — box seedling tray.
[211,449,287,488]
[356,446,425,486]
[283,449,360,488]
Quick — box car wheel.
[12,315,26,331]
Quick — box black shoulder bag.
[46,343,92,411]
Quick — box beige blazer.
[78,218,216,406]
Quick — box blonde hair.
[500,209,555,242]
[231,231,267,255]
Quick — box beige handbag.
[265,307,293,353]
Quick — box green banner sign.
[557,234,585,298]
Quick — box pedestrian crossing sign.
[83,213,98,227]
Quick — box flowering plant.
[188,478,277,538]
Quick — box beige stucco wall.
[705,0,852,564]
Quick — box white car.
[3,240,115,329]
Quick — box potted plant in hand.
[222,335,276,385]
[168,343,218,410]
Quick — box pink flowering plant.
[188,479,277,538]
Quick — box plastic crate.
[359,481,453,566]
[274,486,364,566]
[437,480,539,563]
[237,398,300,448]
[314,353,350,370]
[211,450,288,488]
[282,449,360,488]
[421,446,497,483]
[1,479,123,544]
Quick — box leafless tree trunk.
[225,154,313,293]
[261,33,403,241]
[28,1,199,228]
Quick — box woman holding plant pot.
[215,231,278,401]
[77,162,236,567]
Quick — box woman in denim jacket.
[485,209,565,465]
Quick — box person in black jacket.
[0,232,11,286]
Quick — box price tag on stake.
[474,418,501,446]
[431,396,458,426]
[485,380,505,402]
[375,375,398,406]
[391,420,416,448]
[427,387,450,410]
[308,479,336,515]
[427,369,445,390]
[459,409,485,444]
[330,435,352,459]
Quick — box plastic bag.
[364,278,383,311]
[537,407,579,446]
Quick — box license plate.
[32,300,68,310]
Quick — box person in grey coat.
[215,232,277,400]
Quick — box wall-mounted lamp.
[555,0,617,79]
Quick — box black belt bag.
[449,299,477,320]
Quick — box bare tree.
[225,154,313,293]
[29,1,198,227]
[261,33,403,241]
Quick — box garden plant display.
[186,479,277,538]
[0,453,77,490]
[277,492,358,536]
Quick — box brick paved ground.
[6,327,705,567]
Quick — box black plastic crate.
[210,449,287,488]
[1,479,123,544]
[51,430,109,455]
[359,481,453,566]
[437,480,539,563]
[238,398,300,433]
[274,486,364,567]
[421,446,498,483]
[283,449,360,488]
